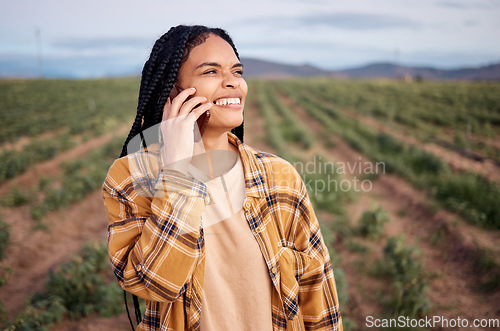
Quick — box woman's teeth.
[214,98,241,106]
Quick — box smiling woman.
[102,24,343,331]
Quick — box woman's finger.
[162,97,172,122]
[169,87,196,116]
[189,102,213,120]
[178,96,209,117]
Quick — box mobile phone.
[172,83,211,141]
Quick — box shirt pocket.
[278,247,311,321]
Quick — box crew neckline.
[188,151,242,185]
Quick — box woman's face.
[176,34,248,135]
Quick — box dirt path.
[0,190,110,319]
[51,313,130,331]
[0,125,128,196]
[0,128,67,152]
[279,92,500,326]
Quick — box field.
[0,77,499,330]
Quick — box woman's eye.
[235,70,244,76]
[204,69,217,74]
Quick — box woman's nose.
[222,73,240,88]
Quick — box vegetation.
[378,236,431,318]
[4,242,122,330]
[272,80,500,230]
[287,78,500,159]
[358,206,390,240]
[0,134,76,184]
[0,78,138,145]
[0,213,9,261]
[0,212,10,323]
[30,137,123,223]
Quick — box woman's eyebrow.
[195,62,244,69]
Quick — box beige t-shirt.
[188,153,273,331]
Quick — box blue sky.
[1,0,499,77]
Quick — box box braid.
[119,25,244,158]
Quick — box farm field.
[0,77,499,330]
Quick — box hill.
[241,57,500,81]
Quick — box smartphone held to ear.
[172,83,211,141]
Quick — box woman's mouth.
[213,97,241,106]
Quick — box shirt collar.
[228,132,268,198]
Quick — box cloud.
[464,20,479,27]
[297,13,421,30]
[435,0,500,9]
[436,1,468,9]
[239,12,421,31]
[51,36,152,51]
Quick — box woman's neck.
[190,131,239,178]
[200,131,236,152]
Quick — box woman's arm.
[279,164,343,330]
[103,156,208,302]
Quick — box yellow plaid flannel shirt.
[103,133,343,330]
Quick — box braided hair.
[119,25,244,158]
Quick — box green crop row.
[29,137,124,224]
[358,206,391,240]
[253,81,293,161]
[377,236,431,318]
[0,211,10,322]
[2,242,122,330]
[0,133,76,184]
[0,78,138,145]
[273,81,500,230]
[287,78,500,160]
[292,78,500,134]
[264,85,315,149]
[0,212,9,262]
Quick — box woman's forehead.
[185,35,238,67]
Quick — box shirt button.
[271,266,276,274]
[244,200,251,210]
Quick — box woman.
[103,25,343,330]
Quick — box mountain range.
[241,58,500,81]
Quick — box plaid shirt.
[103,133,342,330]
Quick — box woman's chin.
[206,114,243,133]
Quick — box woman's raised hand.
[161,87,212,171]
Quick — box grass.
[3,242,123,330]
[377,235,431,318]
[358,206,391,240]
[0,211,11,324]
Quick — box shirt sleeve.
[102,156,209,302]
[285,167,343,331]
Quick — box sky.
[1,0,499,78]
